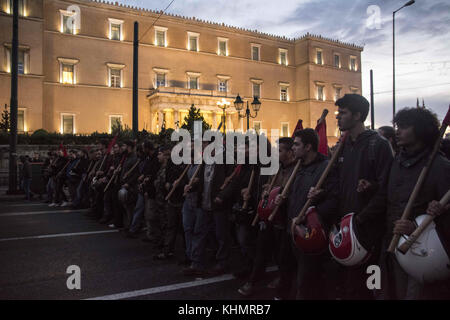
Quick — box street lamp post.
[233,94,261,131]
[393,0,415,121]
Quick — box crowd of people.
[26,94,450,300]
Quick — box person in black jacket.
[126,140,159,238]
[116,140,139,229]
[326,94,394,300]
[372,107,450,299]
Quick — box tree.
[0,104,10,132]
[181,104,211,134]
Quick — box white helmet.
[118,187,128,204]
[395,214,450,284]
[329,213,371,267]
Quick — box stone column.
[174,109,179,128]
[158,110,163,132]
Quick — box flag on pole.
[107,134,118,154]
[291,119,303,137]
[59,142,67,157]
[315,110,329,156]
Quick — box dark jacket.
[165,162,186,206]
[357,147,450,251]
[285,152,339,233]
[143,153,161,198]
[22,159,32,179]
[120,152,139,185]
[337,130,393,220]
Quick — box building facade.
[0,0,363,144]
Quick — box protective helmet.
[395,214,450,284]
[118,187,128,204]
[329,212,370,266]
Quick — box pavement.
[0,195,279,300]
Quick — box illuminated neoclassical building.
[0,0,363,143]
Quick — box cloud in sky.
[117,0,450,127]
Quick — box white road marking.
[0,230,119,242]
[6,203,53,207]
[0,209,89,217]
[85,266,278,300]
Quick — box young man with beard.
[273,129,338,300]
[317,94,393,300]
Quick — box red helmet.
[329,213,370,266]
[293,206,328,255]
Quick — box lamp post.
[233,94,261,131]
[217,98,230,133]
[393,0,415,121]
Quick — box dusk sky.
[117,0,450,128]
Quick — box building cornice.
[53,0,363,50]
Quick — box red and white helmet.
[329,213,370,266]
[395,214,450,284]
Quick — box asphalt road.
[0,198,279,300]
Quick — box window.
[110,68,121,88]
[156,73,166,88]
[317,85,324,101]
[62,64,74,83]
[279,49,288,66]
[252,83,261,98]
[61,114,75,134]
[188,76,198,89]
[253,121,261,134]
[281,122,289,137]
[6,0,25,16]
[109,115,122,133]
[106,63,124,88]
[335,87,341,101]
[316,49,323,65]
[334,54,340,68]
[155,26,167,47]
[60,9,77,34]
[350,56,357,71]
[109,18,123,41]
[5,47,29,74]
[218,37,228,56]
[280,86,288,101]
[17,109,25,132]
[218,80,227,92]
[187,32,199,51]
[58,58,78,84]
[251,44,260,61]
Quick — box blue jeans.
[129,193,145,233]
[46,178,55,203]
[22,178,32,200]
[182,200,207,269]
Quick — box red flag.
[444,104,450,126]
[315,118,328,156]
[291,119,303,137]
[59,142,67,157]
[107,134,118,154]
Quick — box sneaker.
[267,276,280,289]
[108,223,116,228]
[238,282,254,297]
[60,201,69,207]
[48,203,57,207]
